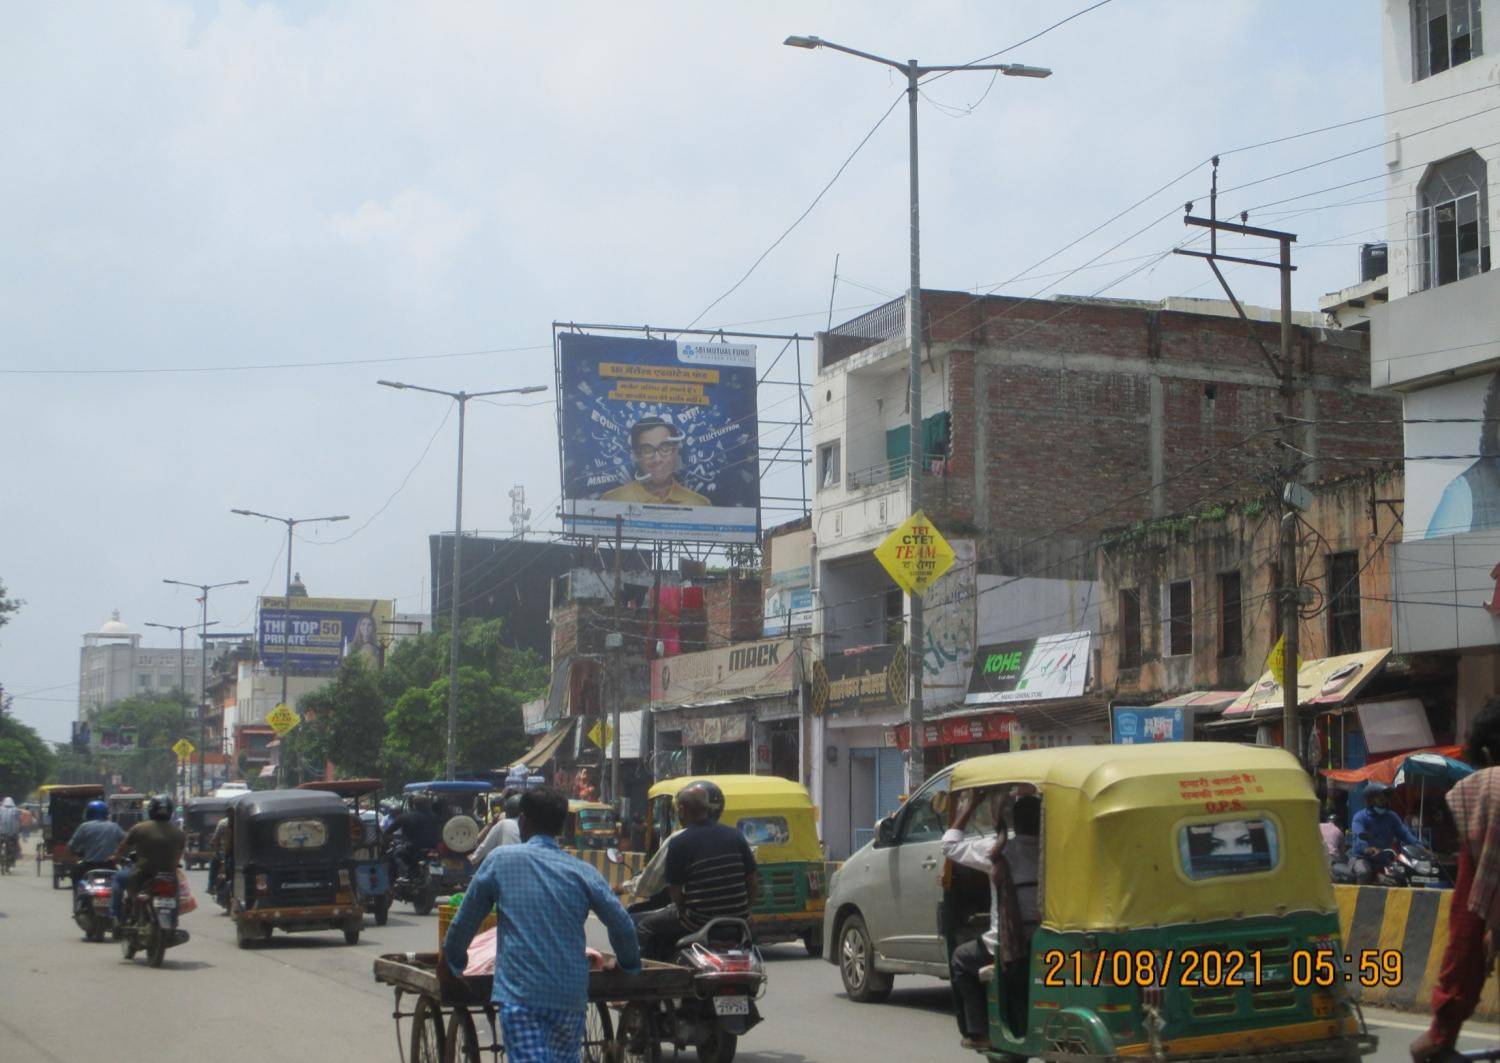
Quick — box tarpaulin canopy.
[1321,744,1466,787]
[510,717,576,770]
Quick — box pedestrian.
[1412,698,1500,1063]
[1319,807,1347,868]
[0,797,22,867]
[441,786,640,1063]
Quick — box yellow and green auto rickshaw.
[564,799,618,851]
[641,775,827,955]
[939,743,1376,1062]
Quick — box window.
[274,819,329,849]
[1413,0,1483,79]
[1168,580,1193,656]
[817,440,841,490]
[1218,571,1243,658]
[1179,818,1280,880]
[1410,151,1490,291]
[884,585,905,645]
[898,771,951,844]
[137,674,153,690]
[1118,588,1142,669]
[1327,551,1362,656]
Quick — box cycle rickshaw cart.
[373,951,694,1063]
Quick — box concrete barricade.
[1334,883,1498,1019]
[565,846,645,889]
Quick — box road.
[0,864,1493,1062]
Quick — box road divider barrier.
[566,847,645,889]
[1334,883,1498,1020]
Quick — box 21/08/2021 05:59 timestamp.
[1040,948,1404,988]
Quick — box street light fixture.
[231,509,349,786]
[163,577,249,794]
[784,34,1050,792]
[377,379,548,780]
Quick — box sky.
[0,1,1413,742]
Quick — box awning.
[1149,690,1242,712]
[1322,744,1466,786]
[510,718,576,770]
[1221,648,1391,720]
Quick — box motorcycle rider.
[68,800,125,884]
[0,797,21,866]
[110,795,186,923]
[384,794,442,883]
[1352,781,1429,884]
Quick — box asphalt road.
[0,863,1494,1063]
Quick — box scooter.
[72,867,117,942]
[391,848,438,916]
[614,917,766,1063]
[119,870,190,968]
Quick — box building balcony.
[813,457,967,563]
[1371,268,1500,389]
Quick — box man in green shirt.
[110,795,185,922]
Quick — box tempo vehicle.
[226,789,365,948]
[826,743,1377,1063]
[640,775,827,955]
[181,796,232,869]
[107,792,147,829]
[391,780,489,915]
[563,799,618,851]
[298,778,394,925]
[37,783,106,889]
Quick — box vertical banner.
[558,332,759,543]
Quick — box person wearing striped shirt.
[635,786,758,960]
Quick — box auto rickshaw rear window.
[1178,818,1279,880]
[737,816,789,846]
[275,819,330,849]
[577,809,614,832]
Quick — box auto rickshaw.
[226,789,365,948]
[181,796,231,869]
[639,775,827,955]
[38,784,105,888]
[932,743,1376,1063]
[107,791,147,829]
[564,799,618,850]
[298,778,394,926]
[390,780,490,914]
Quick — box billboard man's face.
[634,425,680,489]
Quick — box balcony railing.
[821,298,906,370]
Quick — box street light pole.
[231,509,349,786]
[145,619,218,803]
[784,34,1050,791]
[163,577,249,794]
[378,380,548,780]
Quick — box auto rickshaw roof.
[299,778,383,796]
[403,780,494,794]
[107,793,147,805]
[569,799,613,812]
[647,774,814,811]
[183,796,233,813]
[233,789,351,819]
[948,741,1303,798]
[40,784,105,799]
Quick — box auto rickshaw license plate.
[713,996,749,1016]
[1311,991,1334,1018]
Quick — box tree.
[88,694,189,795]
[0,576,21,634]
[0,715,55,797]
[298,655,386,780]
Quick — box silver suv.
[821,766,953,1002]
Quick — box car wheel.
[838,914,892,1003]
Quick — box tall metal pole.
[611,515,624,805]
[904,59,926,793]
[198,592,208,795]
[280,521,294,786]
[179,628,186,802]
[447,396,467,781]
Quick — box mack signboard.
[651,638,796,706]
[258,596,395,673]
[964,631,1091,706]
[557,331,760,544]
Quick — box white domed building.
[78,610,208,718]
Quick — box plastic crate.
[437,902,496,945]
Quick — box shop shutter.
[876,748,905,819]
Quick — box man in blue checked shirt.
[441,786,641,1063]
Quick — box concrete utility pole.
[784,34,1050,792]
[1174,159,1301,761]
[163,578,248,793]
[378,380,547,780]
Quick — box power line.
[0,342,552,377]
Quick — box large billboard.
[964,631,1091,706]
[258,596,395,673]
[558,332,759,543]
[1404,371,1500,539]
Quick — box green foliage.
[0,577,21,634]
[298,655,386,780]
[0,715,54,797]
[66,694,189,794]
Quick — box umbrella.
[1393,753,1474,788]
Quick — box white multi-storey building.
[78,611,210,717]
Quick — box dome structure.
[98,610,132,636]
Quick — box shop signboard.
[874,509,958,596]
[258,596,395,673]
[557,331,759,544]
[964,631,1091,706]
[892,711,1015,749]
[681,712,749,747]
[813,644,906,716]
[1111,706,1190,744]
[652,638,796,706]
[763,585,813,636]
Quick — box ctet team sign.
[874,510,957,596]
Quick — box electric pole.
[163,578,249,793]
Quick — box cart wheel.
[614,1003,661,1063]
[409,996,446,1063]
[581,1001,614,1063]
[442,1008,480,1063]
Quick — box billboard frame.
[551,321,811,556]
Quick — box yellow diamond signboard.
[266,703,299,737]
[588,719,614,750]
[874,510,957,597]
[172,738,196,760]
[1265,635,1300,685]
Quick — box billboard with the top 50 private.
[558,332,759,543]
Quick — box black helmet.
[681,780,725,823]
[147,794,174,821]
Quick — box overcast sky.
[2,2,1407,742]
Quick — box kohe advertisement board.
[558,332,759,544]
[964,631,1091,706]
[258,596,395,673]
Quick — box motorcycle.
[119,870,190,967]
[391,848,438,916]
[614,917,766,1063]
[72,867,117,942]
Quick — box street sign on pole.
[266,703,299,737]
[874,509,957,596]
[172,738,196,760]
